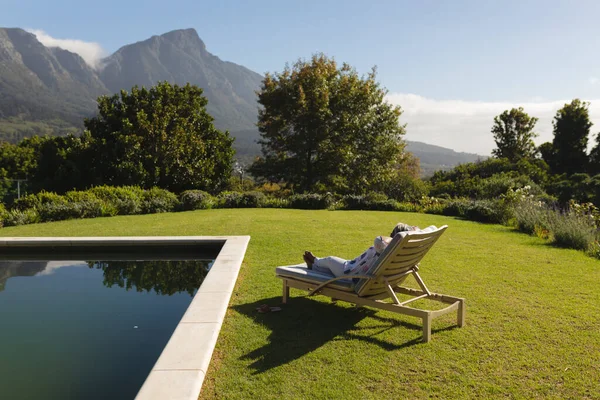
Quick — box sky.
[2,0,600,155]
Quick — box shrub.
[288,193,333,210]
[551,212,597,251]
[64,191,106,218]
[262,197,290,208]
[180,190,213,211]
[141,188,179,214]
[441,198,504,223]
[239,191,266,208]
[513,200,555,236]
[3,209,40,226]
[216,191,266,208]
[342,193,398,211]
[89,185,144,215]
[38,202,79,222]
[462,200,503,223]
[420,197,446,215]
[395,202,420,213]
[0,203,7,227]
[474,173,538,200]
[384,174,429,202]
[12,194,41,211]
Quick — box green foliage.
[12,193,41,211]
[261,197,290,208]
[84,82,235,193]
[550,99,592,175]
[288,193,334,209]
[21,134,92,193]
[141,187,180,214]
[538,142,555,167]
[429,158,550,200]
[88,185,144,215]
[588,132,600,175]
[341,193,399,211]
[0,203,6,227]
[440,198,505,223]
[383,172,430,202]
[545,173,600,205]
[491,107,538,161]
[180,190,214,211]
[513,199,597,252]
[2,208,40,226]
[216,191,266,208]
[250,54,406,194]
[551,213,597,251]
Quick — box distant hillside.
[406,141,487,177]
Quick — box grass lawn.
[2,209,599,399]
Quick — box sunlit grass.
[2,209,599,399]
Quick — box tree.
[491,107,538,162]
[550,99,592,175]
[249,54,406,194]
[85,82,234,193]
[587,132,600,174]
[537,142,555,166]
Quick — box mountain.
[99,28,263,133]
[405,141,487,177]
[0,27,485,173]
[0,261,47,291]
[0,27,262,147]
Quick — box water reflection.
[89,260,213,296]
[0,260,213,296]
[0,261,47,291]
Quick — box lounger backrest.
[354,225,447,297]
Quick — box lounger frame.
[277,226,465,342]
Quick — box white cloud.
[590,77,599,85]
[27,29,107,69]
[36,261,88,276]
[385,93,600,156]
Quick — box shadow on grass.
[233,295,457,374]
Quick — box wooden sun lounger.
[275,225,465,342]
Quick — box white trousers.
[312,256,347,277]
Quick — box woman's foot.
[303,251,316,269]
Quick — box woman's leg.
[313,256,347,277]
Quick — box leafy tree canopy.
[249,54,406,194]
[550,99,592,175]
[85,82,234,193]
[491,107,538,162]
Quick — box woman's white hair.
[390,222,416,237]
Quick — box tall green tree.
[550,99,592,175]
[84,82,234,193]
[537,142,555,166]
[249,54,406,194]
[491,107,538,161]
[587,132,600,174]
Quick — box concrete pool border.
[0,236,250,400]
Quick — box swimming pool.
[0,236,250,400]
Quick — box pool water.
[0,258,213,400]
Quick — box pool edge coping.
[0,236,251,400]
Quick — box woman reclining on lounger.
[303,222,418,278]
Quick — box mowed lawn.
[2,209,599,399]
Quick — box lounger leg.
[422,314,432,343]
[457,299,465,327]
[282,280,289,304]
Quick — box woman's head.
[390,222,418,237]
